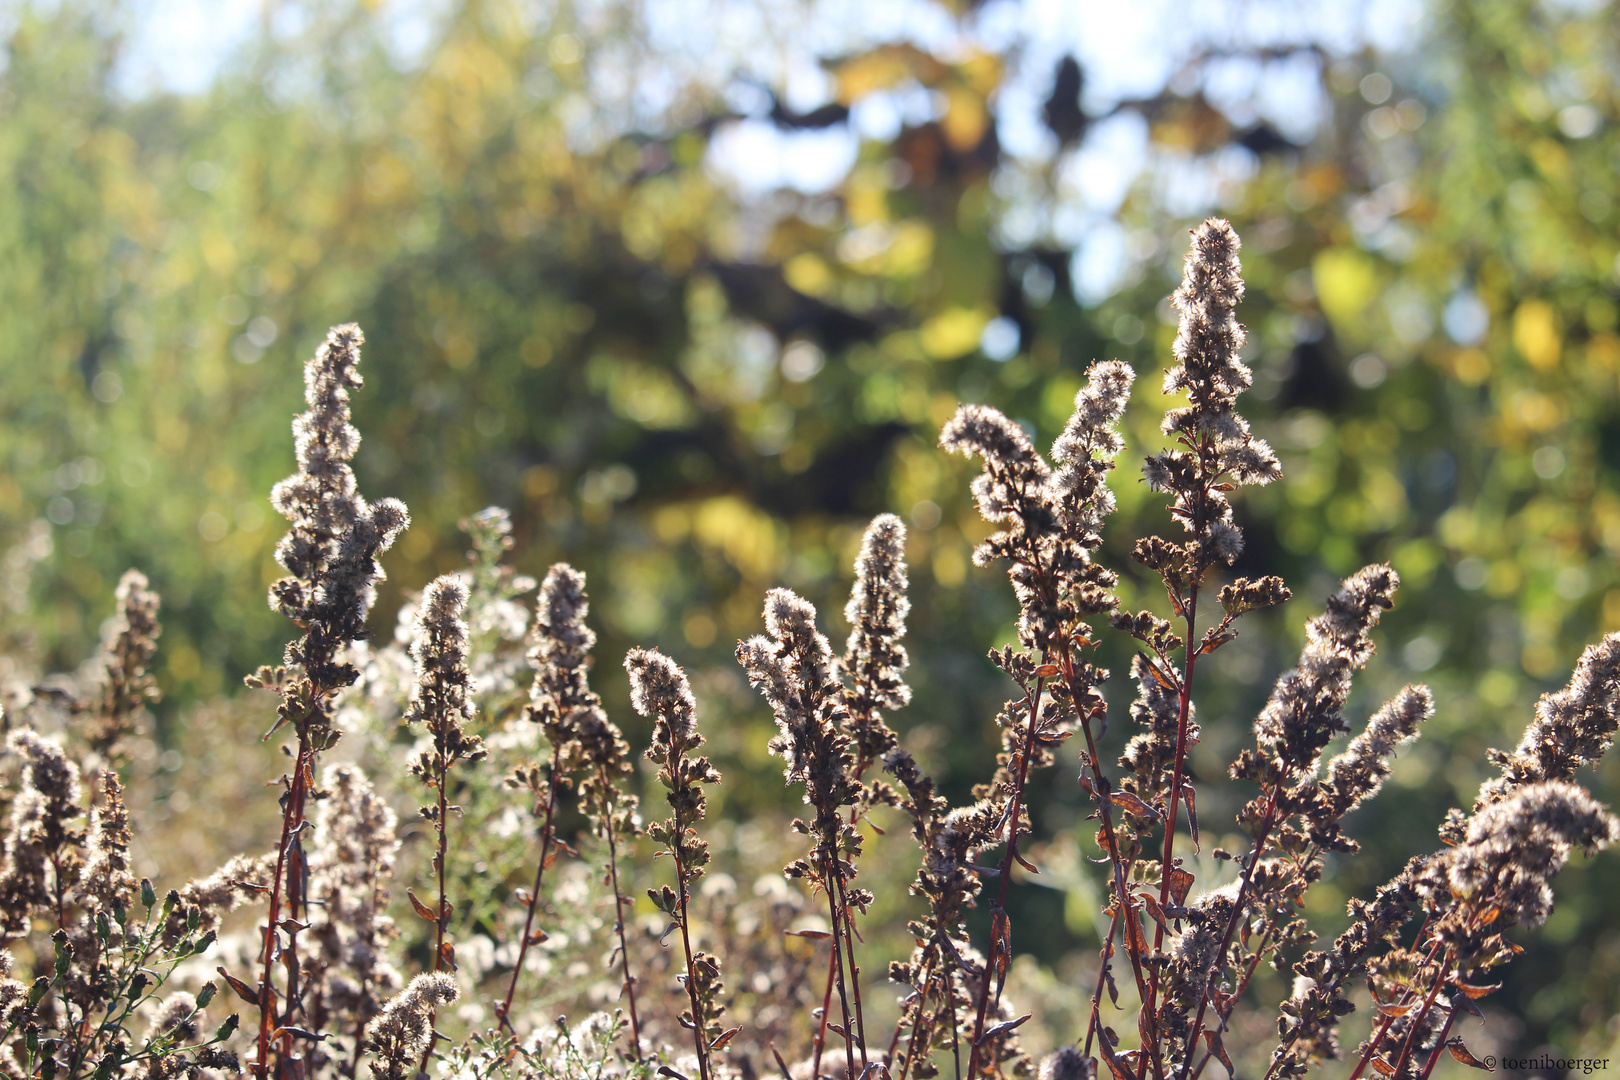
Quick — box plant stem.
[601,783,642,1060]
[822,848,857,1080]
[255,738,313,1080]
[1083,906,1122,1058]
[810,943,836,1080]
[834,870,870,1069]
[418,729,452,1079]
[964,671,1046,1079]
[671,835,713,1080]
[1176,786,1281,1080]
[498,741,564,1031]
[893,963,936,1080]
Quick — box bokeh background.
[3,0,1619,1069]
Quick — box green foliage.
[3,0,1620,1064]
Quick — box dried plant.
[627,647,724,1080]
[244,323,409,1080]
[0,223,1611,1080]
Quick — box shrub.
[0,220,1613,1080]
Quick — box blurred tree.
[3,0,1620,1058]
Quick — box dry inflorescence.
[0,219,1614,1080]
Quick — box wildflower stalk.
[739,587,876,1075]
[251,324,409,1080]
[402,576,484,1075]
[964,669,1047,1079]
[597,772,642,1058]
[938,356,1134,1079]
[627,647,722,1080]
[497,739,563,1032]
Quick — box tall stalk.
[250,323,409,1080]
[627,648,724,1080]
[401,577,484,1076]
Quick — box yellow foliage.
[692,496,781,579]
[1312,247,1379,330]
[942,87,988,151]
[919,305,991,359]
[1513,300,1562,370]
[784,252,836,297]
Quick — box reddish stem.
[964,672,1046,1079]
[602,785,642,1060]
[497,741,564,1031]
[671,834,713,1080]
[811,942,837,1080]
[254,739,313,1080]
[1176,786,1281,1080]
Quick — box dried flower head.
[527,563,606,757]
[364,973,458,1080]
[405,575,484,776]
[1142,218,1279,574]
[1439,779,1618,930]
[0,727,84,934]
[1471,633,1620,814]
[149,992,202,1043]
[78,772,136,914]
[1039,1045,1095,1080]
[88,568,161,766]
[1235,564,1399,790]
[266,324,410,699]
[841,513,911,767]
[1310,685,1433,851]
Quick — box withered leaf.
[1167,868,1195,907]
[974,1014,1031,1046]
[216,967,260,1008]
[407,891,439,924]
[1447,1040,1490,1070]
[1201,1029,1234,1078]
[1451,980,1501,1000]
[1183,784,1200,851]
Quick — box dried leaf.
[1369,1057,1395,1076]
[1034,664,1061,678]
[1138,893,1170,932]
[710,1027,742,1051]
[438,940,457,972]
[975,1014,1032,1046]
[771,1045,794,1080]
[216,967,260,1009]
[1109,790,1161,821]
[1447,1040,1490,1070]
[1201,1029,1234,1078]
[1375,1002,1413,1018]
[1451,980,1501,1000]
[407,891,438,924]
[1134,658,1171,691]
[658,1068,692,1080]
[786,929,832,940]
[1122,900,1150,960]
[1167,868,1195,907]
[1183,784,1200,851]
